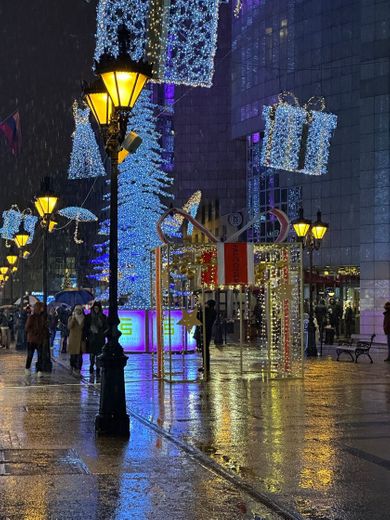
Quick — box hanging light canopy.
[83,78,113,127]
[14,232,30,248]
[95,26,152,112]
[311,210,328,240]
[34,177,59,218]
[292,208,311,238]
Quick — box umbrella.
[47,301,71,311]
[54,289,94,307]
[57,206,98,244]
[14,295,39,306]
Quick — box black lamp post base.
[95,344,130,437]
[95,413,130,437]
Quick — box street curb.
[52,355,302,520]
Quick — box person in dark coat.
[85,302,108,375]
[344,302,354,339]
[383,301,390,362]
[315,299,327,342]
[25,302,47,377]
[197,300,217,372]
[329,298,342,338]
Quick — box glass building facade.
[230,0,390,342]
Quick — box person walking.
[25,302,47,377]
[0,312,9,349]
[344,302,354,339]
[85,301,108,376]
[67,305,86,375]
[48,308,58,349]
[383,301,390,362]
[198,299,217,372]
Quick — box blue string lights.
[23,214,38,244]
[302,111,338,175]
[58,207,98,222]
[261,93,338,175]
[0,208,23,240]
[94,0,221,87]
[68,101,106,180]
[92,89,172,309]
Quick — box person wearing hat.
[383,302,390,362]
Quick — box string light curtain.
[68,101,106,180]
[261,93,337,175]
[94,0,221,87]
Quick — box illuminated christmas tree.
[92,89,172,308]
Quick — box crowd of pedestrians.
[0,299,109,378]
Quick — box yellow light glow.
[311,223,328,240]
[293,221,310,238]
[0,267,9,275]
[15,233,30,248]
[12,266,17,273]
[0,274,5,282]
[118,148,129,164]
[48,220,58,233]
[35,195,58,218]
[101,71,148,110]
[85,91,113,126]
[6,254,18,266]
[23,251,30,259]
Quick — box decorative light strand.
[260,93,338,175]
[68,101,106,180]
[94,0,221,88]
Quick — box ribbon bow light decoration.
[261,92,338,175]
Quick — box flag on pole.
[0,111,22,156]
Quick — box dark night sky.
[0,0,98,210]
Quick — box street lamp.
[14,232,30,350]
[34,177,59,306]
[83,26,152,437]
[293,208,329,356]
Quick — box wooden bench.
[336,334,376,363]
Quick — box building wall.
[358,0,390,341]
[231,0,390,342]
[171,3,246,217]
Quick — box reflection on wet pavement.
[3,342,390,519]
[0,350,282,520]
[113,345,390,520]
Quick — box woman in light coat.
[67,305,86,374]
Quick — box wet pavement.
[0,347,285,520]
[2,342,390,520]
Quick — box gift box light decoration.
[261,92,338,175]
[94,0,221,87]
[22,213,38,244]
[1,207,23,240]
[152,242,304,379]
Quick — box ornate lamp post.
[6,249,18,305]
[292,208,329,356]
[34,177,59,307]
[82,27,152,436]
[14,232,30,351]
